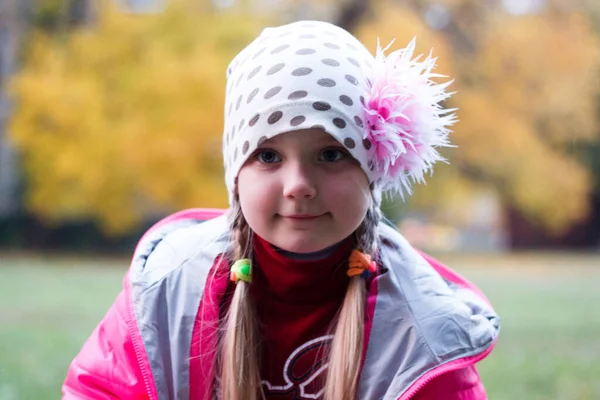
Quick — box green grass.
[0,257,125,400]
[1,253,599,399]
[463,255,600,400]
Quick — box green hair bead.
[230,259,252,284]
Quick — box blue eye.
[318,148,347,162]
[256,149,281,164]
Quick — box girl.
[63,20,500,400]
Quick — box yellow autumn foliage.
[356,3,600,232]
[355,5,455,78]
[8,0,600,235]
[9,1,265,234]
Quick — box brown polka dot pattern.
[345,74,359,85]
[271,44,289,54]
[313,101,331,111]
[249,114,260,126]
[344,138,356,148]
[223,20,381,198]
[264,86,282,99]
[289,90,308,100]
[235,73,244,87]
[290,116,306,126]
[292,67,312,76]
[248,65,262,80]
[322,58,340,67]
[268,111,283,124]
[247,88,259,104]
[333,118,346,129]
[317,78,336,87]
[267,63,285,75]
[339,95,353,106]
[252,48,266,60]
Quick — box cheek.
[237,169,278,226]
[323,172,370,223]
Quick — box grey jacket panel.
[357,224,499,399]
[129,215,230,400]
[127,215,499,400]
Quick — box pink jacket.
[63,208,499,400]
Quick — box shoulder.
[374,221,499,331]
[358,222,499,399]
[122,209,230,398]
[376,222,491,302]
[128,208,231,290]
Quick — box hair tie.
[348,250,377,278]
[230,259,252,284]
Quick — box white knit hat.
[222,20,456,204]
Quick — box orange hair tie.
[348,250,377,278]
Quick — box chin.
[274,238,329,254]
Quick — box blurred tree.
[0,0,25,218]
[7,0,600,237]
[355,0,600,233]
[9,0,264,234]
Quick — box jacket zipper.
[398,339,497,400]
[124,281,159,400]
[126,209,223,400]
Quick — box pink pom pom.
[364,38,457,197]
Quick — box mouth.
[283,213,324,220]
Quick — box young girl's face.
[237,128,370,253]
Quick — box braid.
[355,203,382,257]
[230,200,253,260]
[221,199,263,400]
[324,196,380,400]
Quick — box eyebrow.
[317,138,344,148]
[317,135,341,143]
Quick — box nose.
[282,162,317,200]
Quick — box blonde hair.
[220,202,263,400]
[219,197,381,400]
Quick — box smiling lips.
[284,214,323,220]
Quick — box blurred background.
[1,0,599,399]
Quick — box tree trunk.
[334,0,371,32]
[0,0,24,216]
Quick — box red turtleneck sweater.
[251,234,353,400]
